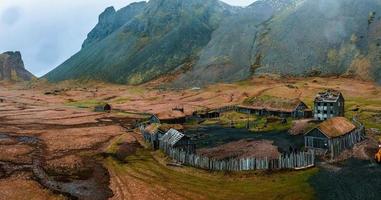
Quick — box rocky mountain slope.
[0,51,35,81]
[45,0,381,85]
[45,0,236,84]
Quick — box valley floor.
[0,77,380,199]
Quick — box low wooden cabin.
[238,96,311,119]
[304,117,364,158]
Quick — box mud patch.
[101,141,141,163]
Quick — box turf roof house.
[314,90,344,121]
[237,97,311,119]
[305,117,364,158]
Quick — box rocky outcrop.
[0,51,35,81]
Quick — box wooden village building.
[192,110,220,119]
[314,90,344,121]
[142,124,165,150]
[237,97,311,119]
[94,103,112,112]
[159,129,196,153]
[304,117,364,158]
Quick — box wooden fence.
[162,146,315,171]
[328,124,365,158]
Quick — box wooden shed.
[159,129,195,153]
[142,124,165,150]
[94,103,111,112]
[304,117,364,158]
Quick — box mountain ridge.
[45,0,381,85]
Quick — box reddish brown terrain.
[0,77,380,199]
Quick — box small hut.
[160,129,195,153]
[94,103,112,112]
[304,117,364,158]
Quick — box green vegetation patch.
[65,99,106,109]
[203,111,292,132]
[104,147,317,200]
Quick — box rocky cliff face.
[45,0,381,86]
[0,51,34,81]
[45,0,236,84]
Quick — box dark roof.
[94,103,111,112]
[160,129,187,146]
[310,117,356,138]
[314,89,343,103]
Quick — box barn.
[304,117,365,158]
[159,129,195,153]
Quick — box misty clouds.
[0,0,254,77]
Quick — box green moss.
[113,97,130,104]
[65,99,106,109]
[104,147,317,200]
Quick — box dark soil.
[185,125,304,153]
[100,141,141,163]
[310,159,381,200]
[0,133,113,200]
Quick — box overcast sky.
[0,0,254,77]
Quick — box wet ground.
[310,159,381,200]
[185,125,304,153]
[0,132,113,200]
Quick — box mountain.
[45,0,237,84]
[0,51,35,81]
[45,0,381,85]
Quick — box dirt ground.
[197,139,280,160]
[0,77,380,199]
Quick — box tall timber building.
[314,90,345,121]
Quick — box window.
[317,110,321,114]
[323,110,327,114]
[317,102,321,106]
[329,103,333,106]
[323,103,327,106]
[330,110,334,114]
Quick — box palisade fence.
[140,126,315,171]
[161,145,315,171]
[329,122,365,158]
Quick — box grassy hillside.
[45,0,381,86]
